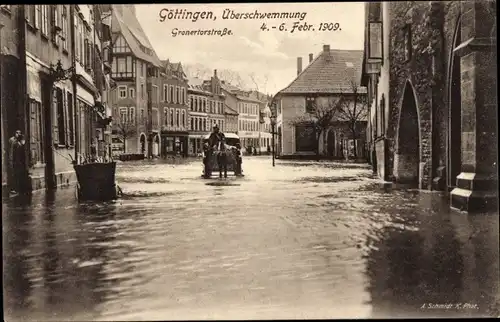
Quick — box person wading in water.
[8,130,28,194]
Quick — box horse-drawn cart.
[202,133,243,178]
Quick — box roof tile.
[280,49,366,94]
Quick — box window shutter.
[35,5,41,28]
[52,90,59,145]
[63,90,70,146]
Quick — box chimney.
[309,53,313,63]
[297,57,303,75]
[323,44,331,61]
[214,69,217,77]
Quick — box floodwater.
[3,157,499,320]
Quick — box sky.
[135,2,365,95]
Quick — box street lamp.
[270,107,277,167]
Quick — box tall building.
[1,5,111,192]
[274,45,367,158]
[160,60,189,157]
[109,4,162,157]
[361,1,497,212]
[187,69,225,155]
[221,82,262,149]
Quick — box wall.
[386,1,460,189]
[279,95,306,155]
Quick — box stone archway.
[139,133,146,156]
[394,82,420,186]
[448,15,462,189]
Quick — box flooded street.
[3,157,499,320]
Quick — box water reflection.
[3,158,499,320]
[3,194,34,319]
[365,191,497,318]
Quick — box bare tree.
[183,63,211,79]
[336,79,369,159]
[218,69,247,89]
[288,96,344,161]
[115,121,136,153]
[248,72,270,100]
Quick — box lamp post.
[270,109,277,167]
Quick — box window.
[114,35,130,53]
[176,109,180,127]
[111,56,135,78]
[119,107,128,123]
[129,87,135,98]
[305,96,315,113]
[182,110,186,127]
[61,5,68,51]
[169,86,174,103]
[170,109,174,127]
[67,92,74,146]
[118,86,127,98]
[152,85,159,103]
[128,107,136,124]
[152,108,159,127]
[51,5,61,44]
[140,108,144,124]
[190,96,194,110]
[203,118,206,131]
[141,84,144,99]
[29,100,44,164]
[164,109,169,125]
[183,88,188,105]
[190,117,194,131]
[173,86,178,104]
[163,85,168,102]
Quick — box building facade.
[224,104,239,134]
[362,1,497,212]
[109,4,162,157]
[275,45,368,159]
[187,70,225,156]
[1,5,111,192]
[160,60,189,157]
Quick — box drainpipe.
[0,21,5,188]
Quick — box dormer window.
[305,96,315,113]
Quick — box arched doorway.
[140,134,146,156]
[153,135,160,157]
[448,16,462,189]
[327,129,335,157]
[395,82,420,185]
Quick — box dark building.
[362,1,497,212]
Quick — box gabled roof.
[162,60,187,79]
[112,5,162,67]
[280,49,366,94]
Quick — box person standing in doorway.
[9,130,28,194]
